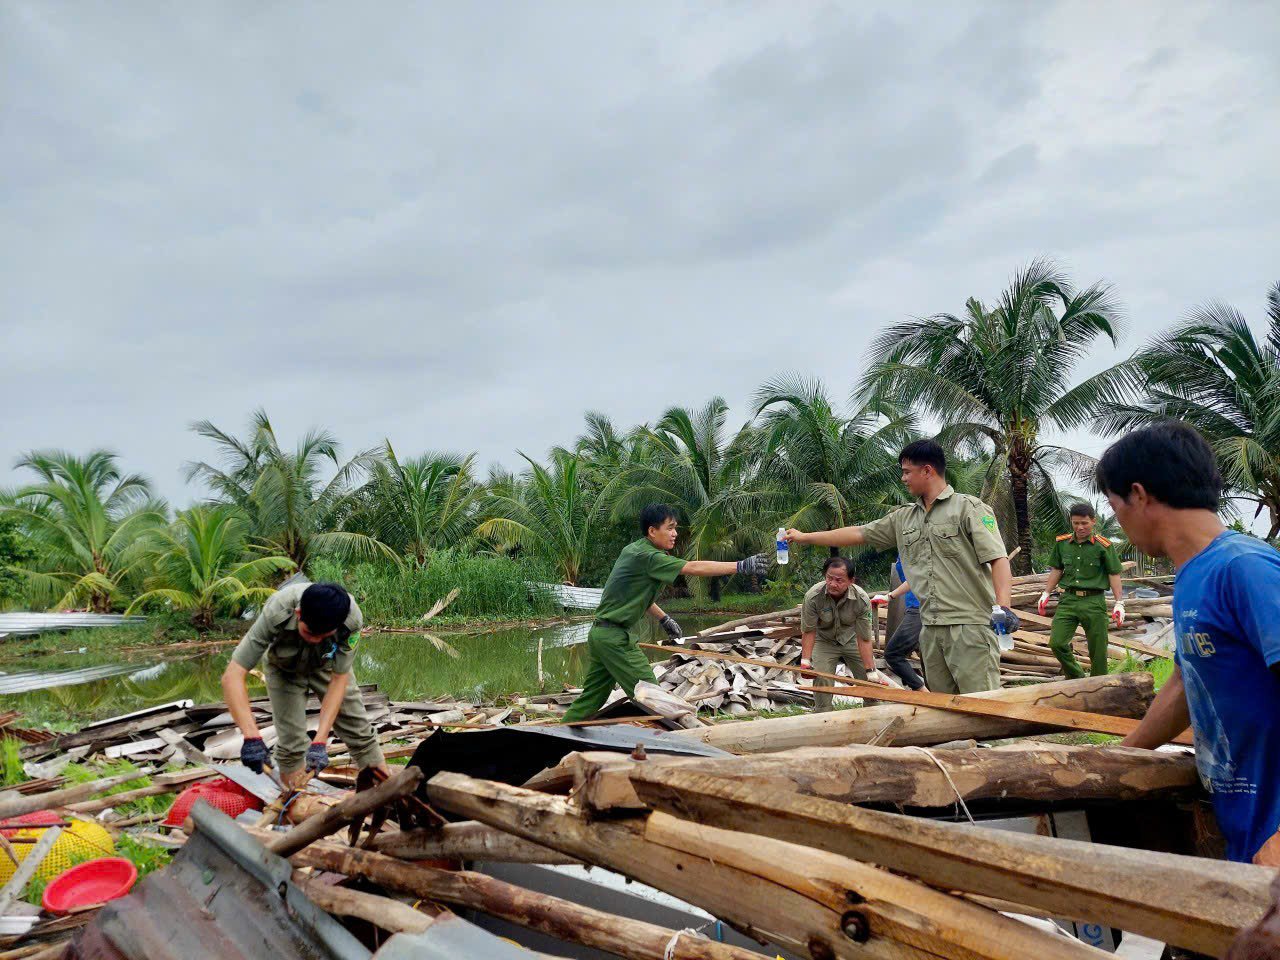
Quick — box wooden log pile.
[645,572,1176,714]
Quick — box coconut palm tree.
[352,444,479,563]
[186,409,396,570]
[475,450,606,585]
[861,258,1126,573]
[126,506,295,628]
[0,450,167,611]
[751,374,918,534]
[1098,282,1280,539]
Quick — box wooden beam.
[66,768,218,813]
[628,766,1275,958]
[267,766,424,857]
[369,820,578,864]
[426,772,1109,960]
[0,769,151,820]
[569,742,1200,815]
[642,646,1190,744]
[284,838,773,960]
[293,874,434,934]
[673,672,1156,754]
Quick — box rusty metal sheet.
[64,800,370,960]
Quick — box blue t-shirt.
[894,558,920,610]
[1173,531,1280,862]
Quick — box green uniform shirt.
[800,581,873,645]
[1049,533,1122,591]
[231,583,363,675]
[860,485,1006,627]
[594,538,687,630]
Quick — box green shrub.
[310,550,559,623]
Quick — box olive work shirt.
[860,485,1006,627]
[231,583,363,676]
[1049,533,1122,592]
[800,582,873,645]
[594,538,688,631]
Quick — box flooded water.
[0,614,728,727]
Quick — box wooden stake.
[293,874,433,934]
[0,770,151,820]
[629,766,1273,958]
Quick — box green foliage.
[862,258,1126,572]
[1,738,24,787]
[115,834,172,878]
[0,515,35,610]
[312,550,559,623]
[126,506,295,628]
[0,450,168,611]
[1099,282,1280,540]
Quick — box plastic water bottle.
[992,604,1014,652]
[776,528,789,565]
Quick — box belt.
[593,618,627,631]
[1069,589,1103,597]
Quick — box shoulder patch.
[1056,533,1072,541]
[981,514,996,532]
[1095,535,1112,547]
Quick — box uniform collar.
[1072,533,1096,545]
[914,484,955,511]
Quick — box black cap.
[299,583,351,635]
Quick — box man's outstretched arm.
[785,526,866,548]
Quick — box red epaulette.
[1094,535,1112,547]
[1055,533,1072,541]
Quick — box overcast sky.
[3,2,1278,506]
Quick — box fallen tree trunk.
[370,820,577,864]
[294,874,434,934]
[629,767,1275,958]
[426,772,1109,960]
[267,766,424,857]
[285,838,772,960]
[569,742,1200,814]
[673,673,1155,754]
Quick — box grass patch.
[311,551,561,625]
[1,739,25,787]
[1111,653,1176,689]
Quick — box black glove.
[240,736,269,775]
[659,615,683,640]
[736,553,771,578]
[305,741,330,773]
[991,605,1021,633]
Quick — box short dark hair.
[299,582,351,634]
[822,556,855,578]
[639,503,678,535]
[899,439,946,476]
[1095,422,1222,511]
[1069,502,1096,519]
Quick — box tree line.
[4,259,1277,623]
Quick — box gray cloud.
[2,1,1277,504]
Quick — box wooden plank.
[369,820,578,864]
[426,772,1109,960]
[0,770,151,820]
[0,827,61,916]
[642,645,1191,744]
[628,766,1275,958]
[284,838,773,960]
[673,672,1157,754]
[65,768,218,814]
[570,742,1200,814]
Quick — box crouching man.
[221,581,389,786]
[801,556,892,711]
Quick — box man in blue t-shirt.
[1098,421,1280,866]
[872,557,926,690]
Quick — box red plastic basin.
[42,857,137,914]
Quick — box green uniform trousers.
[1049,592,1111,679]
[811,637,868,712]
[562,624,657,723]
[919,623,1001,695]
[264,664,385,775]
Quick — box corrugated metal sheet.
[0,662,151,695]
[371,917,538,959]
[528,583,602,610]
[0,613,146,639]
[65,800,370,960]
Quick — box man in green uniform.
[787,440,1017,694]
[562,504,770,723]
[221,581,388,786]
[800,556,892,711]
[1037,503,1125,678]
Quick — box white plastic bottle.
[992,604,1014,652]
[776,528,789,565]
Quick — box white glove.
[865,669,892,686]
[871,593,890,606]
[1111,602,1125,627]
[1037,591,1050,617]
